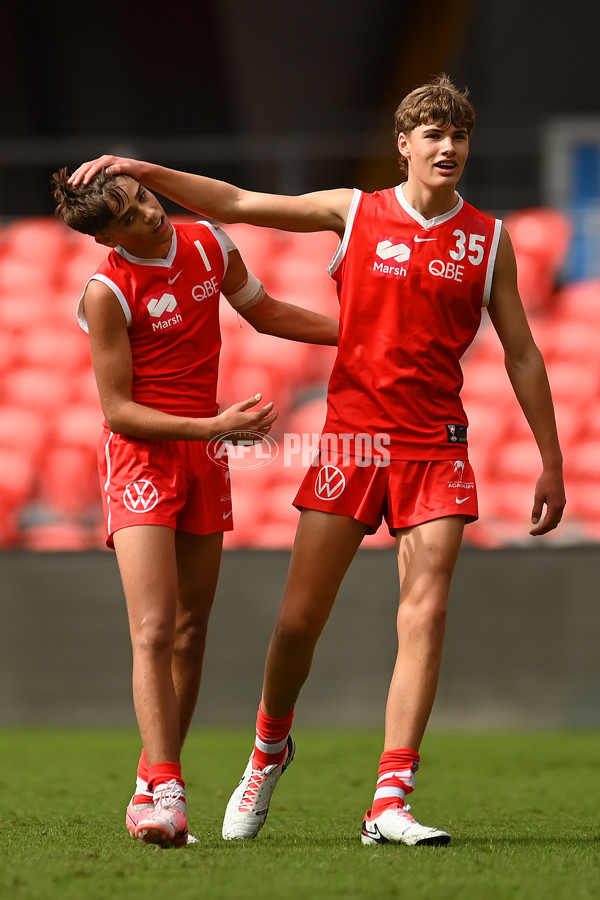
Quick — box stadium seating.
[0,213,599,550]
[503,207,572,315]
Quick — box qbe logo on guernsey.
[315,465,346,500]
[123,480,159,513]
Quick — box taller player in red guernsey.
[71,75,566,847]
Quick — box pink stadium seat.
[552,401,586,446]
[0,405,46,459]
[504,207,572,314]
[3,216,69,262]
[0,326,20,376]
[265,229,340,317]
[504,207,571,265]
[58,244,110,296]
[563,481,600,541]
[219,223,281,282]
[18,325,90,374]
[0,447,36,547]
[494,437,543,483]
[0,256,49,298]
[464,320,503,365]
[483,479,536,529]
[539,318,600,365]
[460,359,514,409]
[22,520,92,552]
[553,280,600,324]
[218,361,290,417]
[546,358,598,405]
[38,445,100,518]
[2,366,75,416]
[51,403,103,451]
[569,438,600,483]
[72,367,102,410]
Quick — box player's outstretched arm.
[241,294,338,345]
[222,249,338,346]
[69,155,352,236]
[488,228,566,535]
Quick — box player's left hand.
[529,468,566,535]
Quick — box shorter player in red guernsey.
[70,75,566,846]
[52,167,338,848]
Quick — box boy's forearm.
[242,297,339,345]
[103,397,218,441]
[139,163,240,220]
[506,357,563,468]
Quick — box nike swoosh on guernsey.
[223,510,232,519]
[168,270,183,284]
[414,236,436,242]
[455,497,471,504]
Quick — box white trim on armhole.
[196,221,229,274]
[212,224,235,275]
[482,218,503,307]
[327,188,362,276]
[77,274,133,332]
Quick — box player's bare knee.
[132,617,175,658]
[174,618,208,658]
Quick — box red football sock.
[147,761,185,793]
[132,748,152,805]
[370,748,420,817]
[252,703,294,769]
[137,748,149,782]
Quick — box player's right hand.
[213,394,278,441]
[68,155,145,186]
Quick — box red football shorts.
[98,428,233,548]
[293,452,479,534]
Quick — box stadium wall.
[1,547,598,731]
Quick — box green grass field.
[1,729,598,900]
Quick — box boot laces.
[155,779,185,809]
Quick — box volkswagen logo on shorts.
[315,465,346,500]
[207,431,279,469]
[123,480,159,513]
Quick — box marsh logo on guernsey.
[145,292,183,332]
[373,237,411,279]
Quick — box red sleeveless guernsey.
[79,221,227,416]
[324,186,502,460]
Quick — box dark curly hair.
[51,167,131,235]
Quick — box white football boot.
[222,735,295,840]
[361,805,451,846]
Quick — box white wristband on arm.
[216,226,266,311]
[224,271,266,310]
